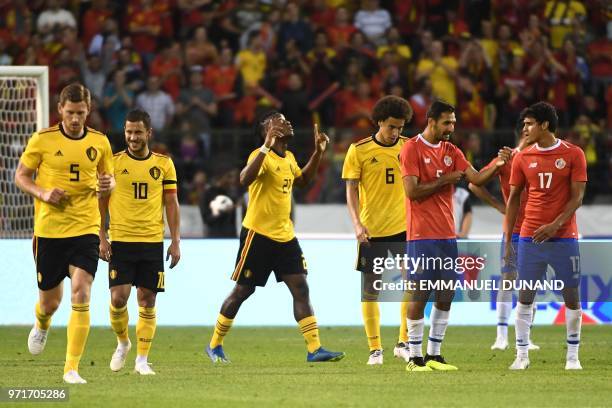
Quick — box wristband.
[260,145,271,154]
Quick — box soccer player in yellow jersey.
[206,111,345,363]
[98,109,181,375]
[14,83,115,384]
[342,96,414,365]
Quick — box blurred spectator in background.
[177,67,217,157]
[354,0,392,46]
[185,26,218,67]
[136,76,175,132]
[237,31,266,87]
[327,7,356,49]
[0,38,12,65]
[279,72,310,127]
[81,0,112,49]
[416,40,458,106]
[454,185,473,239]
[103,69,134,136]
[127,0,161,65]
[544,0,586,49]
[36,0,76,39]
[278,2,313,53]
[409,77,434,130]
[205,46,240,126]
[88,18,120,57]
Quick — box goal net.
[0,66,49,238]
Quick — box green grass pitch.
[1,325,611,407]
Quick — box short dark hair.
[59,83,91,107]
[426,100,455,121]
[371,95,413,123]
[523,101,558,132]
[255,109,281,139]
[125,109,152,130]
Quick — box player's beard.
[128,140,146,155]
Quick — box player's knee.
[40,299,60,315]
[292,282,310,301]
[136,289,156,308]
[110,293,128,308]
[71,286,91,304]
[233,285,255,301]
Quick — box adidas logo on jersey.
[370,157,378,163]
[276,166,281,171]
[121,169,129,175]
[54,150,63,156]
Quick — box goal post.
[0,66,49,238]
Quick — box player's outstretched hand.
[98,173,115,194]
[314,123,330,153]
[40,188,67,205]
[532,222,560,244]
[495,146,513,167]
[99,236,112,262]
[166,240,181,269]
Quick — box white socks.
[515,303,533,358]
[565,307,582,361]
[427,305,450,356]
[496,289,512,339]
[407,318,424,358]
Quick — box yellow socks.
[64,303,90,374]
[210,314,234,348]
[399,301,408,343]
[35,302,51,330]
[361,301,381,351]
[298,316,321,353]
[110,304,129,342]
[136,307,156,359]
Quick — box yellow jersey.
[242,148,302,242]
[20,124,113,238]
[342,135,407,238]
[109,150,177,242]
[416,57,459,106]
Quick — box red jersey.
[510,140,587,238]
[400,134,471,240]
[485,151,526,234]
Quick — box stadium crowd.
[1,0,611,209]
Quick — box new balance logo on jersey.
[529,162,538,168]
[54,150,63,157]
[371,157,378,163]
[121,169,129,175]
[424,157,431,164]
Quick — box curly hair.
[371,95,413,124]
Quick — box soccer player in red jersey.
[469,111,540,351]
[400,100,512,371]
[504,102,587,370]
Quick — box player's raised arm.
[464,147,513,186]
[469,182,506,214]
[239,120,283,186]
[294,123,328,187]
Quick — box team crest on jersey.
[110,269,117,280]
[444,155,452,167]
[149,166,161,180]
[555,158,566,169]
[86,146,97,161]
[244,269,252,278]
[37,272,42,283]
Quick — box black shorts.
[109,242,165,293]
[356,231,406,274]
[231,227,307,287]
[33,234,100,291]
